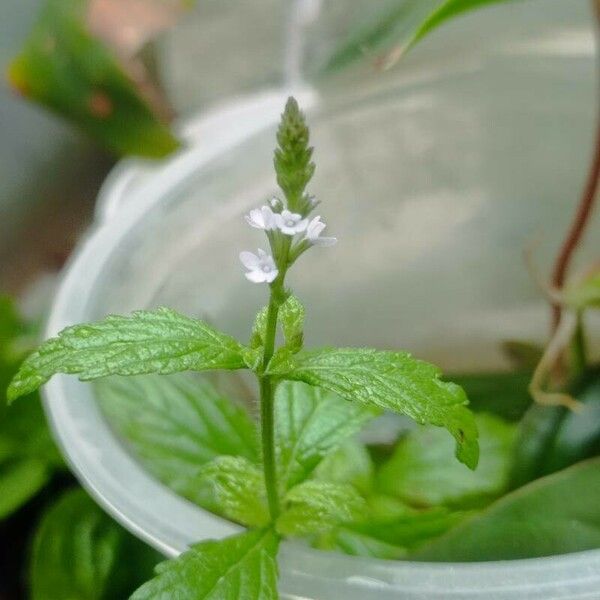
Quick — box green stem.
[259,281,285,520]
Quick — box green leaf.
[377,413,515,507]
[451,370,532,421]
[0,296,64,518]
[270,348,479,469]
[30,488,160,600]
[279,296,305,354]
[322,0,521,73]
[0,395,64,469]
[277,480,367,537]
[415,458,600,561]
[250,306,269,349]
[96,374,259,501]
[314,508,464,559]
[349,508,466,549]
[131,528,280,600]
[314,439,375,495]
[192,456,269,527]
[542,371,600,475]
[274,381,377,492]
[316,528,407,560]
[8,0,180,158]
[274,97,315,213]
[8,307,247,402]
[0,458,50,520]
[509,369,600,489]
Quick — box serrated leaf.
[192,456,269,527]
[277,480,367,537]
[250,306,269,349]
[377,413,515,508]
[415,458,600,561]
[131,528,280,600]
[0,458,50,520]
[270,348,479,469]
[30,488,159,600]
[96,374,259,501]
[274,381,377,492]
[322,0,521,73]
[8,0,180,158]
[8,307,247,402]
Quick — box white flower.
[245,206,276,230]
[239,249,278,283]
[305,216,337,246]
[274,210,309,235]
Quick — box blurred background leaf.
[7,0,183,158]
[321,0,524,73]
[29,488,160,600]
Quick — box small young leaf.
[415,458,600,561]
[8,307,247,402]
[96,374,259,500]
[377,413,515,508]
[274,381,377,492]
[30,488,159,600]
[250,296,305,354]
[270,348,479,469]
[279,296,305,354]
[277,480,367,537]
[131,528,280,600]
[192,456,269,527]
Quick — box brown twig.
[551,0,600,329]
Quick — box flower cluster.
[240,197,336,284]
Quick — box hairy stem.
[551,0,600,329]
[259,286,283,520]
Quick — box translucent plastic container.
[44,1,600,597]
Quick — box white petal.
[239,251,259,269]
[257,248,269,259]
[245,270,268,283]
[264,268,279,283]
[260,206,275,230]
[314,236,337,247]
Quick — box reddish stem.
[550,1,600,329]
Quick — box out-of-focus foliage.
[7,0,182,158]
[0,296,64,520]
[30,488,160,600]
[322,0,524,72]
